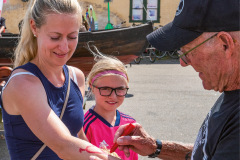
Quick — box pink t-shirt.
[84,108,138,160]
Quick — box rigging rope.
[137,0,152,22]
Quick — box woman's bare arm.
[2,71,111,160]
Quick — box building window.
[130,0,160,23]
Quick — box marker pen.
[110,123,136,153]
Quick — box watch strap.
[148,139,162,158]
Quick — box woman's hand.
[89,155,122,160]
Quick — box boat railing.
[1,33,20,37]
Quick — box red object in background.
[110,123,136,153]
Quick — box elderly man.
[97,0,239,160]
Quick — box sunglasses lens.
[177,50,188,64]
[181,56,188,64]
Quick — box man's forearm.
[158,140,193,160]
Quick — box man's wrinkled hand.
[114,123,156,156]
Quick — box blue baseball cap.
[147,0,240,51]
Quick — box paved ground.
[0,58,221,160]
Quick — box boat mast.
[104,0,113,29]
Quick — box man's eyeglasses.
[92,85,129,97]
[178,33,218,64]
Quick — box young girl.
[83,56,138,160]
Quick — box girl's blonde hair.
[14,0,82,68]
[86,56,129,87]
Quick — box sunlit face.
[180,33,226,91]
[92,75,128,112]
[32,13,80,66]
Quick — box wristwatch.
[148,139,162,158]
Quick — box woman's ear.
[217,32,235,59]
[30,19,37,37]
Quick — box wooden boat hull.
[0,23,153,76]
